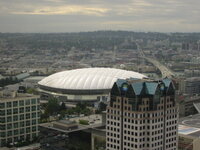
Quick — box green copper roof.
[116,79,126,87]
[113,78,174,96]
[131,82,144,95]
[162,78,171,88]
[145,82,158,95]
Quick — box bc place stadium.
[38,68,146,103]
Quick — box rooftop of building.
[15,72,30,80]
[0,91,39,101]
[179,125,200,137]
[179,114,200,128]
[38,67,147,91]
[54,120,77,126]
[179,114,200,138]
[114,78,174,96]
[24,76,46,82]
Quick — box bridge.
[136,43,174,78]
[144,57,174,78]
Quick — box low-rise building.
[179,114,200,150]
[178,96,200,117]
[178,130,200,150]
[178,77,200,95]
[52,120,78,131]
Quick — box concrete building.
[178,77,200,95]
[178,125,200,150]
[0,92,40,147]
[106,78,178,150]
[178,96,200,117]
[179,114,200,150]
[52,120,78,131]
[184,70,200,78]
[185,77,200,95]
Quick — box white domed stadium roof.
[38,68,146,90]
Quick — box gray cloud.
[0,0,200,32]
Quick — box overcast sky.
[0,0,200,33]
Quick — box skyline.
[0,0,200,33]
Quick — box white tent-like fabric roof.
[38,68,146,90]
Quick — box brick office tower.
[106,78,178,150]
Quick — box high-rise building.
[106,78,178,150]
[0,92,40,147]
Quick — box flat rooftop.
[0,92,39,101]
[40,114,104,133]
[179,114,200,128]
[179,114,200,137]
[179,125,200,136]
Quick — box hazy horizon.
[0,0,200,33]
[0,30,200,34]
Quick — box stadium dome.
[38,68,146,102]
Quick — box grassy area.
[79,119,89,125]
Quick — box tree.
[59,110,66,120]
[45,98,60,115]
[40,111,49,123]
[79,120,89,125]
[76,102,87,110]
[60,102,66,111]
[98,102,107,112]
[0,77,19,87]
[27,88,37,94]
